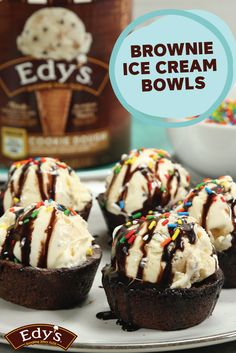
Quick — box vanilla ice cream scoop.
[175,176,236,252]
[111,212,218,289]
[0,201,96,269]
[104,148,190,216]
[1,157,92,213]
[17,7,92,62]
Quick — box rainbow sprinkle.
[148,220,156,230]
[206,100,236,125]
[132,212,142,220]
[172,228,180,241]
[205,187,214,195]
[177,212,189,216]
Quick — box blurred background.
[132,0,236,154]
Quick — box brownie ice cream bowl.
[0,157,92,221]
[98,148,190,234]
[0,201,102,310]
[102,213,223,331]
[176,175,236,288]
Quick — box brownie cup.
[175,175,236,288]
[101,212,223,331]
[0,157,92,220]
[0,201,102,309]
[98,148,190,234]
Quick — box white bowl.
[167,122,236,178]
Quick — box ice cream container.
[0,0,131,168]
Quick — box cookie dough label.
[5,324,77,350]
[1,127,28,159]
[110,9,236,127]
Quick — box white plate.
[0,181,236,353]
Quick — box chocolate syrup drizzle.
[106,153,183,216]
[182,181,236,247]
[3,159,60,209]
[37,208,57,268]
[115,218,197,286]
[0,206,57,268]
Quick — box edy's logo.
[0,57,109,98]
[5,324,77,350]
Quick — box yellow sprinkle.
[177,219,182,225]
[220,181,228,189]
[13,197,20,204]
[126,221,132,227]
[46,206,53,212]
[148,220,156,230]
[148,161,153,169]
[172,228,180,241]
[152,155,158,161]
[148,210,153,215]
[0,224,7,230]
[86,248,93,256]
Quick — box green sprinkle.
[196,182,205,189]
[31,210,39,218]
[160,186,165,192]
[119,237,126,244]
[23,219,30,224]
[146,215,155,220]
[132,212,142,220]
[64,209,70,216]
[168,170,174,176]
[114,166,121,174]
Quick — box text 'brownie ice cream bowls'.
[101,213,223,331]
[98,148,190,233]
[0,200,102,310]
[0,157,92,220]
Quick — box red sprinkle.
[57,163,67,169]
[69,208,77,215]
[162,219,169,226]
[177,208,185,212]
[148,181,152,193]
[221,196,226,203]
[163,212,170,218]
[36,201,44,209]
[186,175,191,183]
[160,237,172,247]
[141,216,146,221]
[9,207,15,212]
[125,229,136,240]
[128,235,136,244]
[213,196,218,202]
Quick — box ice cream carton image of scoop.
[17,7,92,137]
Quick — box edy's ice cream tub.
[0,0,131,168]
